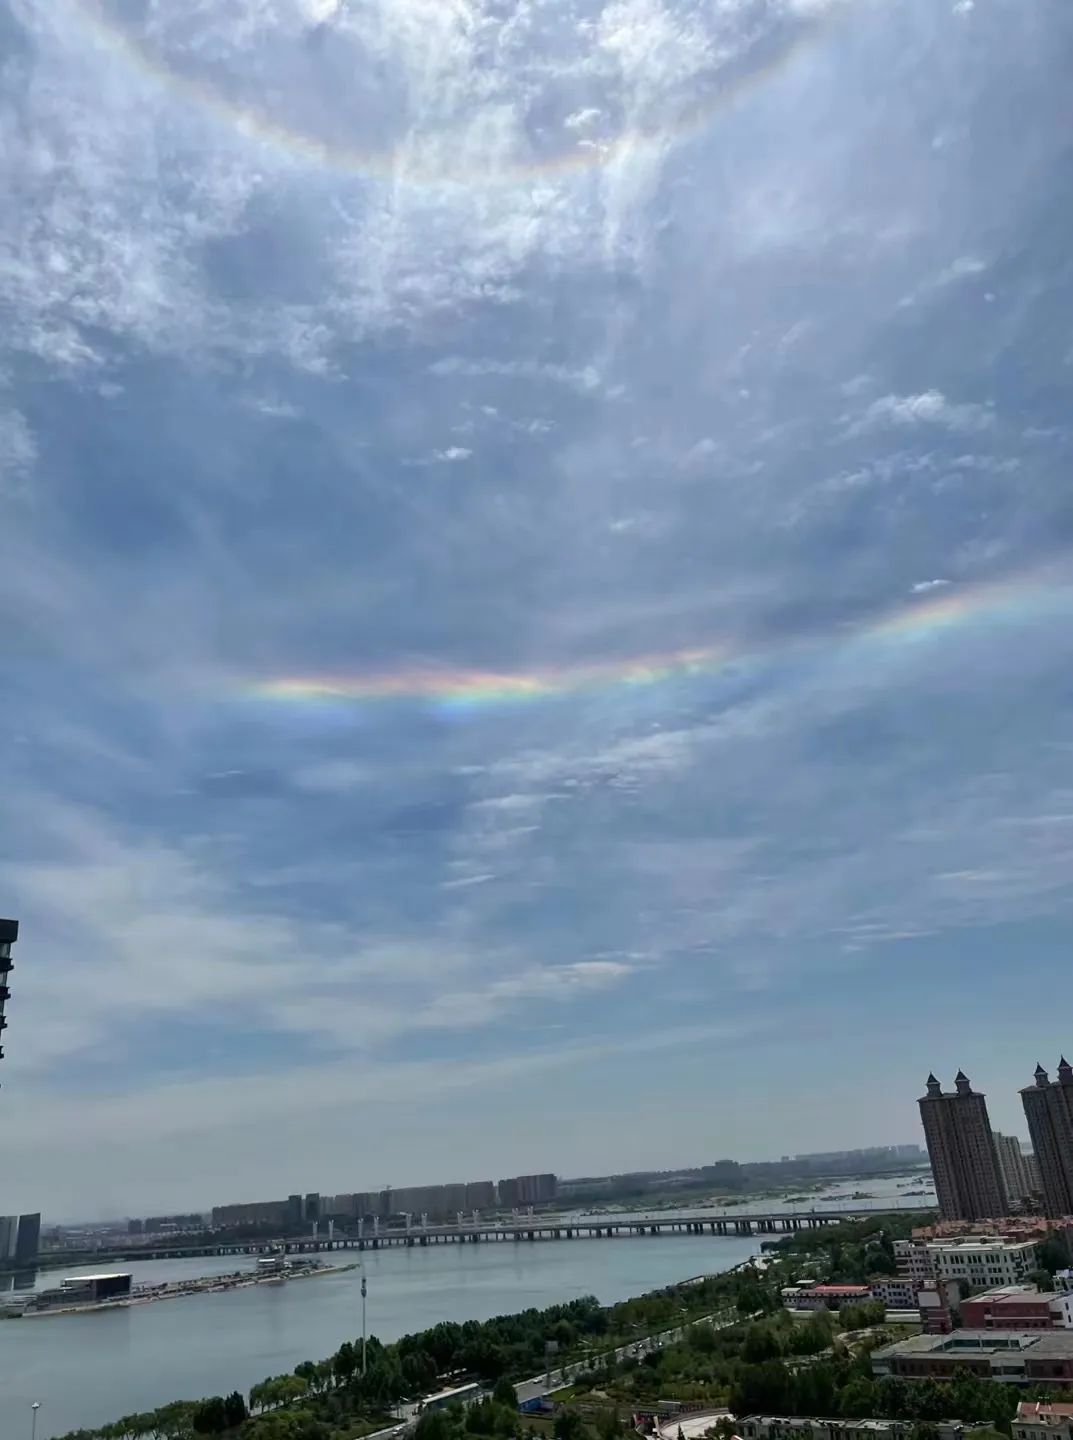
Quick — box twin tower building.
[919,1063,1073,1221]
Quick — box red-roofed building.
[1014,1402,1073,1440]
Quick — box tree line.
[54,1268,753,1440]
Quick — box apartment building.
[931,1237,1040,1288]
[1021,1063,1073,1219]
[919,1072,1008,1221]
[996,1134,1037,1207]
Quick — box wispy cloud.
[847,390,995,436]
[1,0,1072,1212]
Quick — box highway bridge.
[32,1202,933,1268]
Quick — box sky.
[2,0,1073,1219]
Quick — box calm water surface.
[0,1177,933,1439]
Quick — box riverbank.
[0,1229,765,1437]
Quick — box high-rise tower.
[993,1132,1034,1207]
[918,1070,1008,1221]
[1020,1060,1073,1218]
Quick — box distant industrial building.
[380,1180,505,1221]
[139,1214,204,1234]
[465,1181,497,1211]
[210,1172,556,1234]
[498,1174,557,1208]
[919,1072,1008,1221]
[0,918,17,1079]
[785,1145,925,1166]
[211,1199,289,1229]
[1021,1062,1073,1218]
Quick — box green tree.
[1036,1234,1070,1278]
[910,1424,941,1440]
[491,1378,518,1410]
[735,1282,768,1317]
[838,1378,877,1418]
[191,1398,228,1435]
[1030,1269,1053,1292]
[553,1410,586,1440]
[742,1325,782,1363]
[414,1412,456,1440]
[597,1411,622,1440]
[688,1324,718,1355]
[223,1393,247,1429]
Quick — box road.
[361,1308,747,1440]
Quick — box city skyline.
[4,0,1073,1215]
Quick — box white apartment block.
[871,1277,919,1309]
[895,1238,935,1284]
[931,1237,1039,1288]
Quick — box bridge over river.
[34,1202,933,1269]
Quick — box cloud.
[848,390,994,436]
[430,357,603,392]
[3,0,1073,1215]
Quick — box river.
[0,1176,933,1439]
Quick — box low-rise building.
[895,1238,935,1284]
[737,1418,968,1440]
[870,1278,918,1309]
[930,1237,1040,1289]
[781,1283,872,1311]
[872,1331,1073,1386]
[961,1286,1073,1331]
[1015,1402,1073,1440]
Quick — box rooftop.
[874,1331,1073,1361]
[1018,1404,1073,1421]
[969,1285,1064,1306]
[62,1272,133,1284]
[928,1237,1039,1253]
[740,1420,965,1434]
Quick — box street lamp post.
[30,1402,40,1440]
[361,1271,367,1378]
